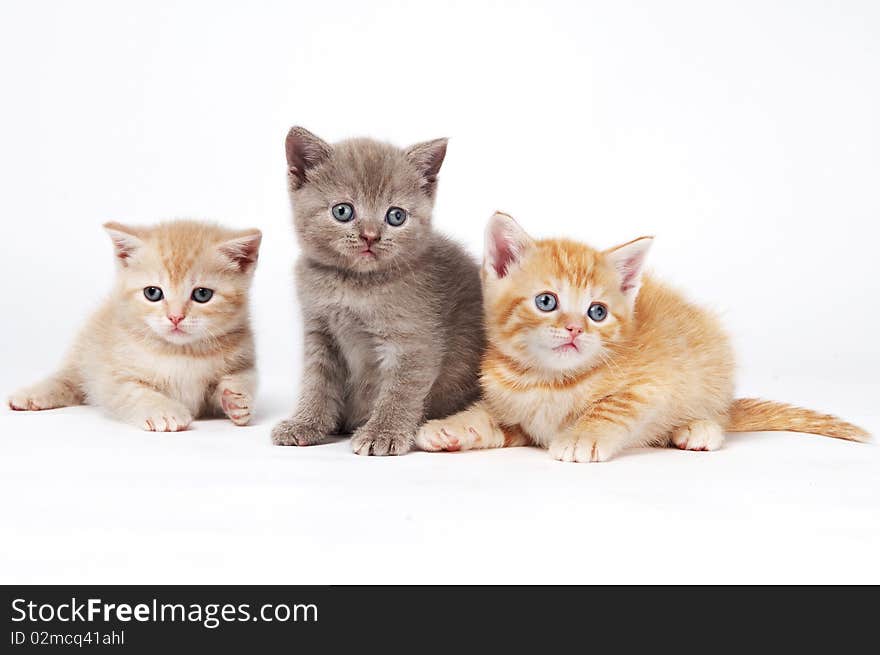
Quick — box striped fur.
[727,398,868,442]
[416,212,869,462]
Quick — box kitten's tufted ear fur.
[104,222,145,266]
[484,212,535,279]
[218,230,262,273]
[285,126,332,190]
[604,236,653,300]
[405,137,448,196]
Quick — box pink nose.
[566,324,584,337]
[360,232,379,247]
[168,314,185,327]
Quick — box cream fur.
[9,220,261,431]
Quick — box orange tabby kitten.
[416,212,868,462]
[8,220,261,431]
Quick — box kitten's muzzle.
[358,230,380,258]
[359,231,380,248]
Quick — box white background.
[1,0,878,583]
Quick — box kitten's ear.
[218,230,262,273]
[285,126,332,189]
[604,236,653,299]
[103,222,145,265]
[484,211,535,279]
[405,137,448,195]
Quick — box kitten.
[271,127,485,456]
[8,220,262,431]
[415,212,868,461]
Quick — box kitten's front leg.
[212,369,257,426]
[549,426,627,463]
[105,381,193,432]
[548,391,646,463]
[8,369,84,411]
[415,402,527,452]
[272,321,346,446]
[351,347,439,457]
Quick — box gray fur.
[271,127,485,455]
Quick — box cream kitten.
[8,220,262,431]
[416,212,868,462]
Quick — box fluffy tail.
[726,398,870,442]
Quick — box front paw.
[134,402,193,432]
[220,387,253,426]
[548,433,621,463]
[9,384,62,411]
[351,424,412,456]
[416,414,496,452]
[271,419,328,446]
[415,419,464,452]
[8,389,51,412]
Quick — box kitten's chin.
[349,253,383,270]
[531,344,601,374]
[147,324,205,347]
[162,332,203,346]
[342,250,401,273]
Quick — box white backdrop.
[1,0,878,584]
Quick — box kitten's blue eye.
[587,302,608,322]
[385,207,407,227]
[331,203,355,222]
[535,293,558,312]
[144,287,163,302]
[192,288,214,303]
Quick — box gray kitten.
[271,127,485,456]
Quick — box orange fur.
[416,212,869,461]
[727,398,867,442]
